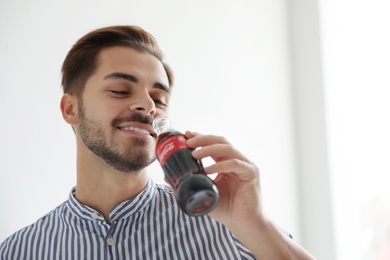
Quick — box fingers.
[185,130,257,181]
[187,131,249,162]
[192,143,249,163]
[184,130,198,139]
[186,131,230,148]
[203,159,259,182]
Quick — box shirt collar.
[66,177,157,223]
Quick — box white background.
[320,0,390,259]
[1,1,389,259]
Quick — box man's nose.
[128,92,156,116]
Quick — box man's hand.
[185,130,316,260]
[185,131,262,230]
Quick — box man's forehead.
[91,46,169,84]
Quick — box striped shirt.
[0,178,256,259]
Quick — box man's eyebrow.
[103,72,138,83]
[103,72,171,94]
[154,82,171,94]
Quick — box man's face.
[76,46,170,173]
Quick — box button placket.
[106,219,118,247]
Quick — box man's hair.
[61,25,173,96]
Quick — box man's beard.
[77,101,156,173]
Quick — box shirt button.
[107,237,115,246]
[91,212,99,220]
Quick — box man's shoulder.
[0,201,68,255]
[150,182,256,259]
[155,182,174,194]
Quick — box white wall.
[289,0,390,259]
[288,0,336,259]
[0,0,301,252]
[320,1,390,259]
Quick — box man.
[0,25,315,259]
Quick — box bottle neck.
[153,115,173,136]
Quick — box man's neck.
[75,154,149,224]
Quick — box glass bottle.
[153,115,219,216]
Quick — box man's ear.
[60,93,79,125]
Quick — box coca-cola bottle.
[153,115,219,216]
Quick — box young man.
[0,25,315,259]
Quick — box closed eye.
[153,99,167,107]
[111,90,129,95]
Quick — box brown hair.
[61,25,173,96]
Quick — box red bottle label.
[156,135,189,166]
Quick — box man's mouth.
[117,126,155,137]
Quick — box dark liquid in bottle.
[156,131,219,216]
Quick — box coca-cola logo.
[159,141,175,162]
[156,135,188,166]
